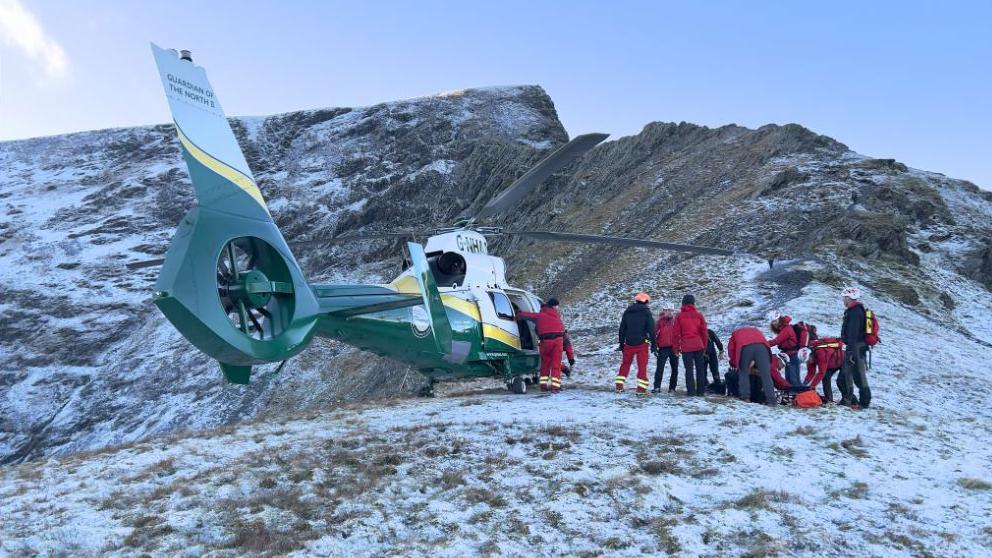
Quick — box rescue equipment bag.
[795,390,823,408]
[810,338,844,370]
[864,309,880,347]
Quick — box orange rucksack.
[795,390,822,408]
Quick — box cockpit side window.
[489,291,515,321]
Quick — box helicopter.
[141,44,732,395]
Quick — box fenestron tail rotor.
[216,237,296,341]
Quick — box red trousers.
[539,337,564,389]
[616,343,650,391]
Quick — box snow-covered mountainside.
[2,284,991,557]
[0,86,567,464]
[2,83,992,556]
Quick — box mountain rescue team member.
[802,325,845,402]
[616,292,656,395]
[703,328,724,390]
[652,302,679,394]
[674,294,708,396]
[517,298,568,393]
[767,311,803,388]
[727,326,776,406]
[840,287,872,408]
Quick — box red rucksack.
[864,309,880,347]
[810,337,844,369]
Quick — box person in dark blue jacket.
[839,287,871,408]
[702,329,724,391]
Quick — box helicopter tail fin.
[408,242,471,364]
[149,44,319,382]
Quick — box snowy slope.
[0,86,567,464]
[2,271,990,557]
[2,83,992,558]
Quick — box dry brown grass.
[461,487,508,508]
[439,468,467,489]
[640,459,681,476]
[957,477,992,490]
[731,489,797,510]
[227,518,317,555]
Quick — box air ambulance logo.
[410,305,432,338]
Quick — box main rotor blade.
[288,231,425,248]
[472,132,609,221]
[500,230,734,256]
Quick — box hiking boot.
[636,389,649,396]
[668,388,676,394]
[539,385,549,392]
[614,385,624,393]
[651,387,661,394]
[550,388,561,394]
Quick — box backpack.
[707,380,727,396]
[791,322,810,349]
[795,389,822,408]
[864,309,880,347]
[810,338,844,370]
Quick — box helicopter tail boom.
[150,44,320,383]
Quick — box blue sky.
[1,0,990,187]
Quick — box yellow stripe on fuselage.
[176,125,268,212]
[483,324,521,349]
[388,275,482,321]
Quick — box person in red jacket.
[803,326,846,403]
[674,294,708,396]
[767,311,803,388]
[727,326,776,405]
[517,298,569,393]
[652,302,679,393]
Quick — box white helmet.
[842,286,861,300]
[662,302,676,311]
[766,309,782,322]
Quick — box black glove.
[568,358,575,366]
[618,343,624,352]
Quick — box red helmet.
[634,292,651,303]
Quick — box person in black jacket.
[616,292,656,395]
[702,329,724,391]
[839,287,872,408]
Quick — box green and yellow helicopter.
[140,44,731,394]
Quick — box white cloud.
[0,0,68,79]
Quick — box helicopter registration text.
[456,234,487,254]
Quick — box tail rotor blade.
[472,132,608,221]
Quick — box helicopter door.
[471,287,521,350]
[505,292,539,351]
